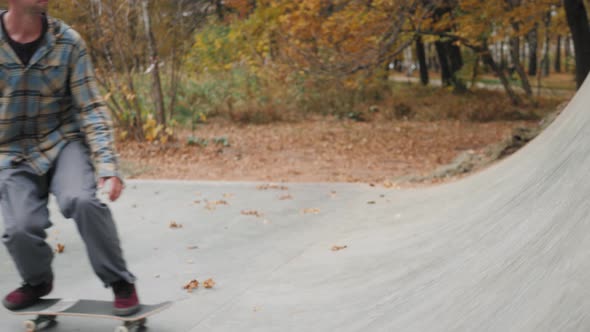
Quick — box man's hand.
[98,177,124,202]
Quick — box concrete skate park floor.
[1,78,590,331]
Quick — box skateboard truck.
[114,318,147,332]
[24,315,57,331]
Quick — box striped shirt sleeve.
[69,37,121,179]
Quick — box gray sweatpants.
[0,140,135,287]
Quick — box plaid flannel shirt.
[0,13,120,179]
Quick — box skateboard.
[9,298,172,332]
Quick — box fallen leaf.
[55,243,65,254]
[169,221,183,228]
[302,208,320,214]
[332,245,348,251]
[279,194,293,200]
[367,201,376,204]
[194,200,201,204]
[183,279,199,292]
[383,181,394,188]
[187,245,199,250]
[257,184,289,191]
[203,278,216,288]
[223,193,234,198]
[242,210,263,218]
[205,200,229,210]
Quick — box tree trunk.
[416,36,429,85]
[476,40,522,105]
[141,0,166,128]
[564,0,590,88]
[216,0,225,20]
[470,56,480,88]
[426,43,432,70]
[104,0,144,140]
[510,36,533,96]
[527,26,538,76]
[565,34,572,73]
[555,35,562,73]
[449,43,464,73]
[521,37,527,70]
[435,39,465,90]
[168,0,187,121]
[500,41,507,71]
[429,43,440,72]
[435,41,452,86]
[482,50,521,105]
[541,12,551,77]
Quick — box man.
[0,0,140,316]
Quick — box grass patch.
[358,83,565,123]
[112,67,569,133]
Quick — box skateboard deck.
[10,298,172,332]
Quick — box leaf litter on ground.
[205,200,229,211]
[183,278,216,292]
[257,184,289,191]
[241,210,264,218]
[55,243,65,254]
[302,208,321,214]
[332,245,348,251]
[169,221,183,228]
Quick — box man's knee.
[2,213,49,243]
[57,192,98,218]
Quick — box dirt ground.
[116,116,539,187]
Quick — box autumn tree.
[49,0,214,141]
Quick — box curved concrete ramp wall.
[0,78,589,331]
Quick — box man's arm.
[69,37,121,180]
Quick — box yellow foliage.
[119,130,129,141]
[142,115,162,143]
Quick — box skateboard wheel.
[114,326,128,332]
[24,320,36,332]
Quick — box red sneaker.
[112,280,140,316]
[2,281,53,310]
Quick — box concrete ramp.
[1,78,589,331]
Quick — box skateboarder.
[0,0,140,316]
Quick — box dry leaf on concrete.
[302,208,321,214]
[241,210,264,218]
[183,279,199,292]
[203,278,216,289]
[205,200,229,211]
[332,245,348,251]
[257,184,289,191]
[169,221,183,228]
[55,243,65,254]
